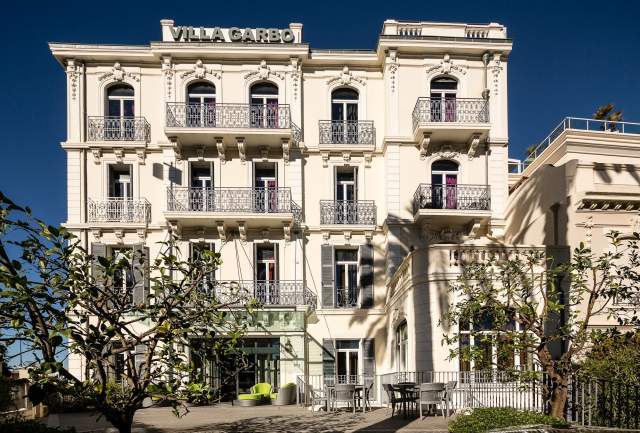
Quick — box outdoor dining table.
[393,383,419,418]
[325,384,367,412]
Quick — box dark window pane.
[250,82,278,95]
[431,77,458,91]
[332,103,344,121]
[257,246,275,261]
[187,82,216,95]
[123,100,134,117]
[346,103,358,121]
[432,160,459,172]
[108,100,121,117]
[108,84,134,97]
[336,340,359,350]
[331,87,359,101]
[335,249,357,262]
[336,170,355,183]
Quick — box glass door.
[336,168,356,223]
[331,100,358,143]
[109,165,133,221]
[431,172,458,209]
[254,165,277,213]
[107,85,135,140]
[187,82,216,127]
[335,249,358,307]
[255,245,277,304]
[190,164,212,211]
[250,83,279,128]
[336,340,359,383]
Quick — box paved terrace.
[45,405,451,433]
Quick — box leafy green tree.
[0,192,255,433]
[443,233,640,418]
[578,330,640,385]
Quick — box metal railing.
[524,117,640,168]
[318,120,376,145]
[208,280,316,308]
[335,286,359,308]
[412,184,491,213]
[412,97,489,129]
[320,200,376,225]
[87,116,151,142]
[166,103,294,130]
[166,187,301,222]
[87,198,151,223]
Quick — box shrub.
[0,419,75,433]
[448,408,569,433]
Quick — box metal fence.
[87,198,151,223]
[166,187,300,220]
[320,200,376,225]
[412,184,491,213]
[208,280,316,308]
[166,103,294,129]
[524,117,640,168]
[318,120,376,145]
[296,370,640,430]
[412,97,489,129]
[87,116,151,142]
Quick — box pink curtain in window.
[446,175,457,209]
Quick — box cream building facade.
[51,19,517,399]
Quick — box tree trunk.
[549,376,568,419]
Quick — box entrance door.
[431,160,459,209]
[430,77,458,122]
[250,82,279,128]
[107,84,135,140]
[336,340,359,383]
[236,339,281,396]
[254,165,277,213]
[331,88,359,143]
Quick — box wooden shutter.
[321,244,335,308]
[132,244,149,305]
[322,339,336,383]
[359,243,374,308]
[362,339,375,386]
[91,243,107,282]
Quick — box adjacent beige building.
[51,18,558,400]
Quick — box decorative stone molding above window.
[244,60,284,81]
[425,54,468,76]
[180,59,222,80]
[327,66,367,87]
[99,62,140,82]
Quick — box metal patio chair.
[418,382,446,419]
[332,383,357,413]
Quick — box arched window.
[107,84,134,118]
[331,87,359,143]
[395,321,408,373]
[430,76,458,122]
[431,160,459,209]
[106,84,135,140]
[186,82,216,127]
[250,82,279,128]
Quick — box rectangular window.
[336,340,359,383]
[395,322,408,373]
[335,248,358,308]
[111,247,134,305]
[108,165,133,199]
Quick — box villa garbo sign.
[166,25,297,43]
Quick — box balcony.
[210,280,316,309]
[412,98,490,148]
[318,120,375,151]
[165,103,302,147]
[335,286,359,309]
[165,187,302,230]
[87,116,151,143]
[87,198,151,225]
[412,184,491,225]
[320,200,376,227]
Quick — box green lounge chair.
[238,382,272,403]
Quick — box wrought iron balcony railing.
[204,280,316,308]
[166,187,301,222]
[412,184,491,213]
[412,97,489,129]
[335,286,359,308]
[320,200,376,225]
[87,116,151,142]
[87,198,151,223]
[166,103,295,130]
[318,120,375,145]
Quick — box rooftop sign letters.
[166,26,297,43]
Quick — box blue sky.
[1,0,639,227]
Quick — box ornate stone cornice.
[425,54,468,76]
[180,59,222,80]
[244,60,284,81]
[99,62,140,82]
[327,66,366,86]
